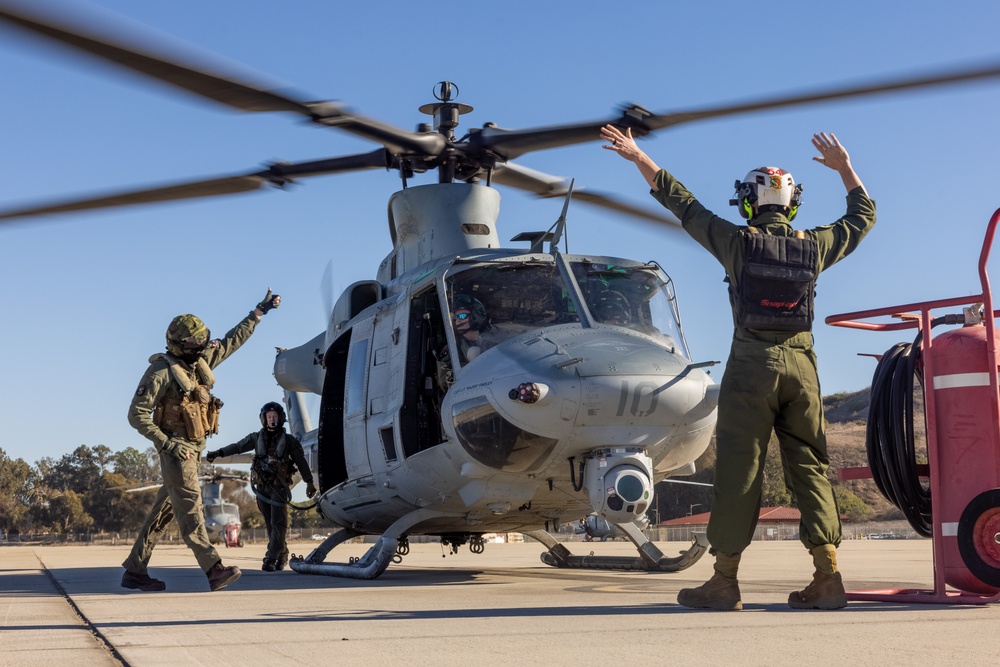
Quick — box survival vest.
[150,353,223,440]
[732,227,818,332]
[253,431,295,485]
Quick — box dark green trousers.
[257,482,291,565]
[123,449,220,574]
[707,336,842,555]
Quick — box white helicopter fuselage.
[275,183,718,539]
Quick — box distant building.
[655,507,804,542]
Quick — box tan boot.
[788,544,847,610]
[677,552,742,611]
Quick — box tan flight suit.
[651,169,876,556]
[123,313,258,575]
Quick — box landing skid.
[289,507,464,579]
[526,521,708,572]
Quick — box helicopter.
[125,469,249,548]
[577,514,633,542]
[4,2,1000,580]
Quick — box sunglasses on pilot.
[454,312,470,320]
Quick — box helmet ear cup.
[787,183,804,221]
[731,180,757,220]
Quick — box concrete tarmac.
[1,538,998,667]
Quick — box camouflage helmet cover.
[165,314,211,356]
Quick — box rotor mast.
[418,82,473,184]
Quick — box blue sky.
[2,0,1000,465]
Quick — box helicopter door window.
[345,338,369,416]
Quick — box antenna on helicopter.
[549,178,573,254]
[526,178,574,255]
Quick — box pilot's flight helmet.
[452,293,487,330]
[259,401,286,430]
[166,314,211,357]
[730,167,803,221]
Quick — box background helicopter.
[125,468,249,547]
[577,514,635,542]
[1,1,1000,580]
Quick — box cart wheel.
[957,488,1000,588]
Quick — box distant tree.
[833,486,873,522]
[88,471,135,532]
[48,490,94,534]
[112,446,158,485]
[0,448,34,532]
[43,445,103,495]
[291,505,332,530]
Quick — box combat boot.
[121,570,166,592]
[677,551,742,611]
[788,544,847,610]
[207,561,242,592]
[262,559,277,572]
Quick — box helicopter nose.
[444,328,717,472]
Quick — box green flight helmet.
[166,314,211,357]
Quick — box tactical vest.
[151,354,223,440]
[732,228,818,332]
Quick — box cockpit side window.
[570,261,690,358]
[444,262,579,367]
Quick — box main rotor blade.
[0,0,315,114]
[492,162,682,229]
[0,148,390,222]
[475,59,1000,160]
[643,59,1000,131]
[0,1,444,155]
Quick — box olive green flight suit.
[651,169,876,556]
[123,313,259,575]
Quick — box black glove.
[206,449,221,463]
[306,481,317,498]
[256,288,281,314]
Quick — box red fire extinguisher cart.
[827,208,1000,604]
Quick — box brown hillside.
[823,385,926,519]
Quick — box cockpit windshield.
[444,262,579,366]
[440,259,689,367]
[570,261,690,358]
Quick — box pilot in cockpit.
[593,289,631,326]
[451,293,489,362]
[435,293,490,390]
